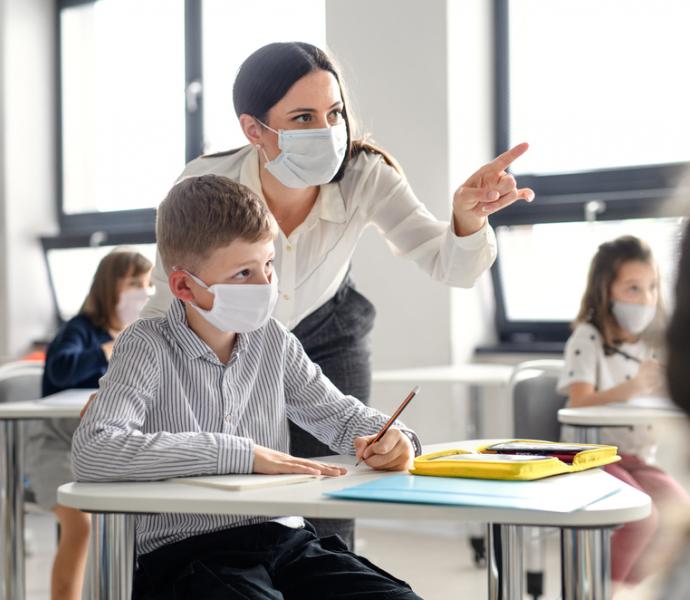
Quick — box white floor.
[25,513,661,600]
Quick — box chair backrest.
[510,359,568,442]
[0,361,44,403]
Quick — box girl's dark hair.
[80,249,152,330]
[667,221,690,415]
[232,41,401,181]
[575,235,665,351]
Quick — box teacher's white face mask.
[186,272,278,333]
[611,301,656,335]
[257,120,347,189]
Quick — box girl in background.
[557,235,689,589]
[27,248,152,600]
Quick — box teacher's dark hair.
[232,41,401,181]
[667,221,690,415]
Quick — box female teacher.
[144,41,534,547]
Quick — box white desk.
[558,405,687,444]
[372,364,513,438]
[58,440,650,600]
[0,389,93,600]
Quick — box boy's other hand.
[253,445,347,477]
[354,428,414,471]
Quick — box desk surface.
[559,405,687,427]
[372,364,513,386]
[58,441,650,528]
[0,389,92,419]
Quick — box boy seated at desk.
[72,174,423,600]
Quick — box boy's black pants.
[132,521,422,599]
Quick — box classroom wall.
[326,0,496,372]
[0,0,57,361]
[326,0,500,442]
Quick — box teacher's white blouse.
[144,146,497,329]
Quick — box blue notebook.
[326,473,622,512]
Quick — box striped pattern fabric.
[72,299,416,555]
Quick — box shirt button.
[282,293,290,300]
[224,415,232,423]
[286,244,293,251]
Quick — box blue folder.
[326,473,622,512]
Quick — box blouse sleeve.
[557,325,600,395]
[358,154,497,288]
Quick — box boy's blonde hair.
[156,175,275,273]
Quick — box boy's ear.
[239,114,263,145]
[168,271,195,303]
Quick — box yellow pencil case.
[410,439,620,481]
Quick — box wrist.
[453,210,486,237]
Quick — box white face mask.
[186,272,278,333]
[257,120,348,189]
[611,301,657,335]
[116,288,150,328]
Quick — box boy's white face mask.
[185,272,278,333]
[116,288,150,328]
[611,301,656,335]
[257,119,348,189]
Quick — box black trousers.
[290,276,376,550]
[132,521,422,600]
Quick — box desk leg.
[0,419,25,600]
[487,523,523,600]
[89,513,135,600]
[561,527,612,600]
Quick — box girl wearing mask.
[144,41,534,548]
[557,235,689,589]
[26,248,152,600]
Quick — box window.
[53,0,325,322]
[489,0,690,348]
[201,0,325,154]
[57,0,326,231]
[41,232,157,323]
[59,0,186,217]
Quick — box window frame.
[55,0,202,236]
[489,0,690,348]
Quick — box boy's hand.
[253,445,347,477]
[354,429,414,471]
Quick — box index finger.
[487,142,529,172]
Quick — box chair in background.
[511,359,567,600]
[0,361,43,403]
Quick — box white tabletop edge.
[57,441,651,528]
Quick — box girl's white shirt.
[558,322,659,462]
[144,146,497,329]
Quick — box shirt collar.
[164,299,249,365]
[240,146,347,225]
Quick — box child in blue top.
[27,248,152,600]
